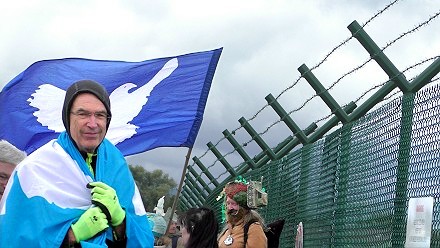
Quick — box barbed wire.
[186,0,402,187]
[197,62,440,189]
[249,54,439,155]
[382,10,440,51]
[187,1,401,177]
[186,1,440,189]
[194,43,439,190]
[283,9,440,120]
[313,55,440,125]
[241,19,440,153]
[202,58,440,188]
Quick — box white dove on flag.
[27,58,178,145]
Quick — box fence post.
[207,141,238,178]
[188,166,212,194]
[223,129,256,170]
[391,93,415,247]
[347,20,410,92]
[193,156,220,187]
[239,117,277,160]
[333,123,353,246]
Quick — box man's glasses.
[71,110,110,121]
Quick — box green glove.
[88,181,126,226]
[71,207,109,242]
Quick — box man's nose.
[86,116,99,127]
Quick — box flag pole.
[165,147,193,236]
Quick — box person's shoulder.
[245,220,265,235]
[245,218,262,226]
[21,139,62,164]
[247,221,267,239]
[100,138,125,157]
[247,221,261,226]
[36,139,59,152]
[248,221,264,229]
[245,221,267,244]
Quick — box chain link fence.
[198,82,439,247]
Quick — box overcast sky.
[1,0,439,185]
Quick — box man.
[217,180,268,248]
[0,80,154,247]
[0,140,26,201]
[164,207,184,248]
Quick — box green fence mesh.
[195,82,440,247]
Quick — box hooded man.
[0,80,154,247]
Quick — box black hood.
[62,80,112,135]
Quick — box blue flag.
[0,132,154,247]
[0,48,222,156]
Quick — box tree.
[129,165,178,212]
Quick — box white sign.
[405,197,434,248]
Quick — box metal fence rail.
[198,82,440,247]
[178,3,440,247]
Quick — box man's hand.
[71,207,109,242]
[88,181,126,226]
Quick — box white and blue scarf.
[0,132,154,247]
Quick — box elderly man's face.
[69,93,108,153]
[168,220,178,234]
[0,161,15,200]
[226,197,240,214]
[226,196,246,224]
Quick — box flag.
[0,48,222,156]
[0,133,154,247]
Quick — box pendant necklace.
[224,234,233,246]
[224,225,234,246]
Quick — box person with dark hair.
[0,80,154,247]
[0,140,26,201]
[178,207,219,248]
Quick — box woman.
[178,207,219,248]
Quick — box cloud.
[1,0,439,182]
